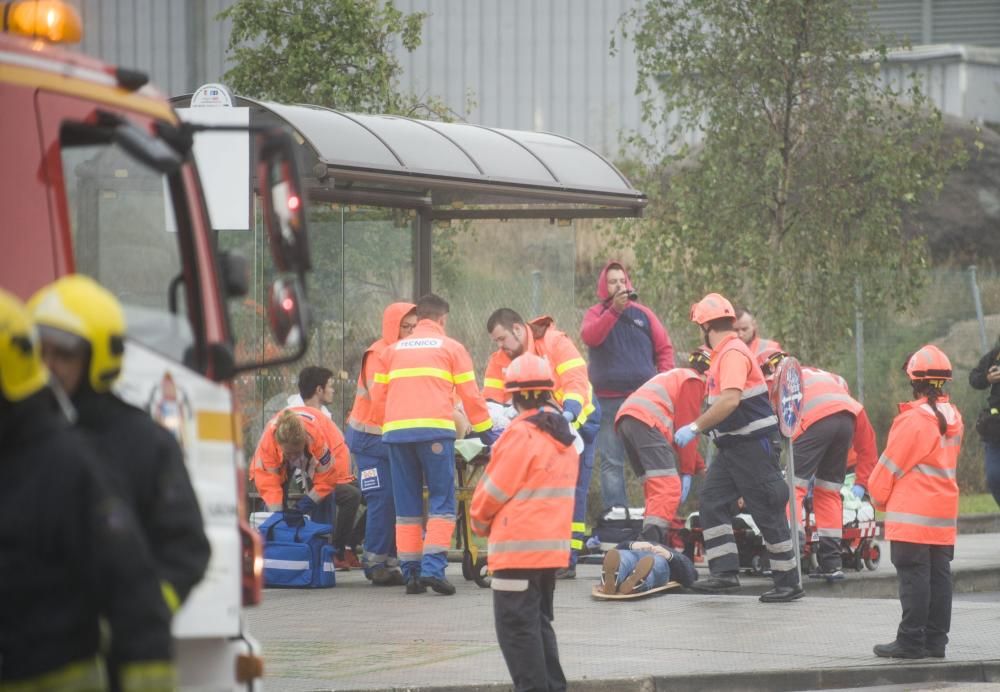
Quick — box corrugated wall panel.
[390,0,645,155]
[933,0,1000,47]
[71,0,1000,151]
[858,0,924,43]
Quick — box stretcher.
[680,503,882,576]
[801,494,882,573]
[591,581,681,600]
[453,439,491,587]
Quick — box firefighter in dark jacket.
[0,289,175,690]
[30,275,210,613]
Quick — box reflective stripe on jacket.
[249,406,347,509]
[379,319,492,443]
[470,407,580,570]
[482,315,597,429]
[868,396,962,545]
[347,302,414,436]
[615,368,707,474]
[793,367,862,438]
[706,334,777,446]
[748,336,782,357]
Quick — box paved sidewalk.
[247,533,1000,691]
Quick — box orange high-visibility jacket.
[250,406,350,510]
[868,396,962,545]
[482,316,596,428]
[615,368,707,475]
[793,367,863,438]
[706,333,777,445]
[347,302,415,435]
[378,319,492,443]
[748,336,782,357]
[470,407,580,570]
[849,408,879,488]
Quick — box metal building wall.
[72,0,1000,155]
[391,0,649,157]
[933,0,1000,47]
[76,0,233,98]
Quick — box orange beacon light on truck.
[2,1,82,44]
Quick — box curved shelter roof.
[172,94,646,219]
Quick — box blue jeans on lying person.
[616,549,671,593]
[615,541,698,590]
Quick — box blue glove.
[478,428,501,447]
[562,399,582,423]
[295,495,316,514]
[680,474,692,503]
[674,424,698,448]
[851,484,866,500]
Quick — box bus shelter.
[169,93,647,449]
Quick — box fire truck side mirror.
[257,131,311,274]
[267,277,308,349]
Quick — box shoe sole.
[601,550,621,595]
[759,589,805,603]
[689,581,741,594]
[619,556,655,595]
[874,647,925,659]
[420,578,456,595]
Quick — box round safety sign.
[774,356,804,437]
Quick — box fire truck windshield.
[59,139,195,363]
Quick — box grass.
[959,492,999,515]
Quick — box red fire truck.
[1,2,312,688]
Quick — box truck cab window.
[60,141,194,363]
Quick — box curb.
[709,566,1000,600]
[959,513,1000,534]
[649,658,1000,692]
[341,660,1000,692]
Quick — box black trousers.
[333,482,362,552]
[492,569,567,692]
[890,541,954,651]
[699,434,800,587]
[793,411,854,570]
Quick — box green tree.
[615,0,964,362]
[219,0,448,117]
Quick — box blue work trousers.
[388,439,455,581]
[350,429,398,574]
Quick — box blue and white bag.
[258,512,336,588]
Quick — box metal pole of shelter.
[414,208,433,299]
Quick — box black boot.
[405,576,426,594]
[873,640,925,659]
[689,574,741,594]
[419,576,456,595]
[759,584,805,602]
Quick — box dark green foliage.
[613,0,964,363]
